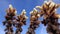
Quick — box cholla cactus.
[19,9,28,25]
[3,4,17,34]
[26,8,40,34]
[6,4,17,16]
[36,0,60,25]
[2,0,60,34]
[36,0,60,34]
[15,9,28,34]
[30,8,40,26]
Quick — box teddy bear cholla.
[26,8,40,34]
[3,4,17,34]
[30,8,40,29]
[36,0,60,34]
[15,9,28,34]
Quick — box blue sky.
[0,0,60,34]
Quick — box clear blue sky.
[0,0,60,34]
